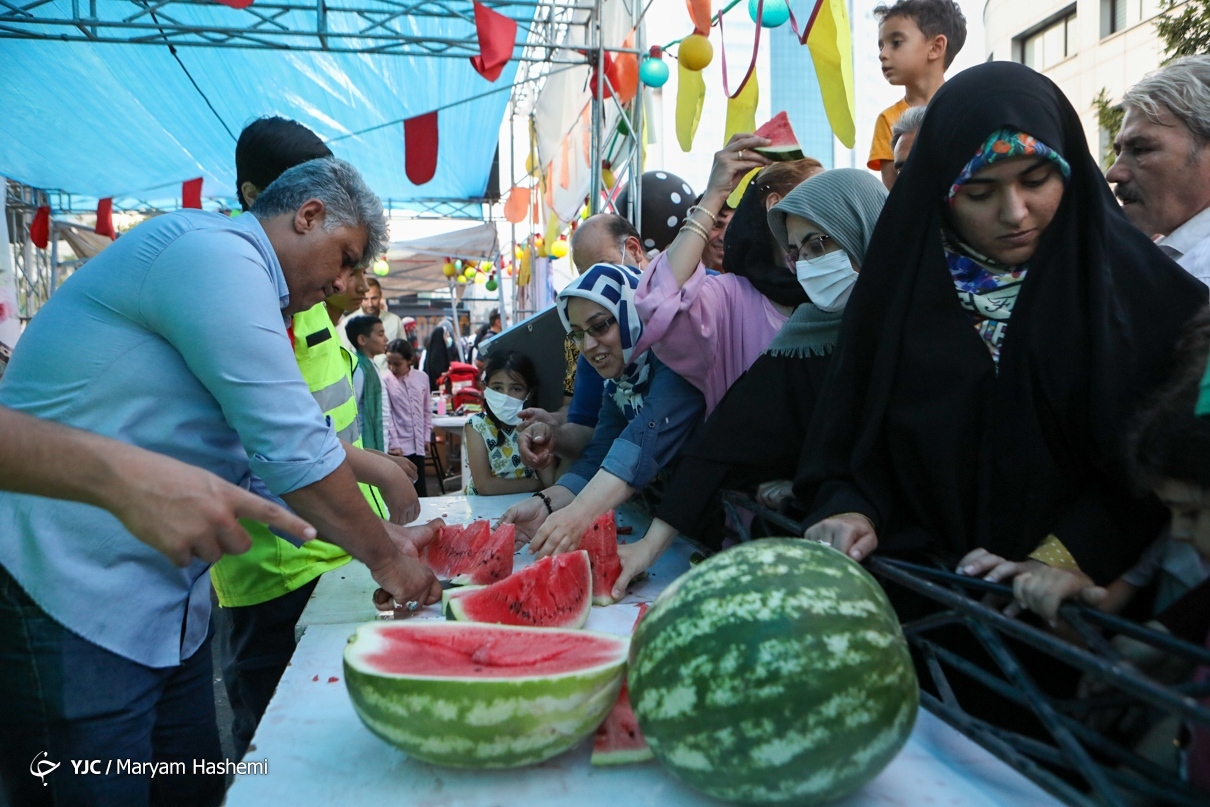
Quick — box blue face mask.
[794,251,858,312]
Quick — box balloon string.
[718,0,762,99]
[788,0,827,45]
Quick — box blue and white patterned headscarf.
[557,263,652,419]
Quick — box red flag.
[404,112,439,186]
[182,178,203,209]
[29,205,50,249]
[470,2,517,82]
[95,198,116,240]
[212,0,255,8]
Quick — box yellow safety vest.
[210,302,388,608]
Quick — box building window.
[1018,8,1078,71]
[1101,0,1162,37]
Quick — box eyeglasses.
[568,315,617,345]
[785,234,835,265]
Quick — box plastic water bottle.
[437,395,447,416]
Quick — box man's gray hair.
[891,104,928,149]
[1122,55,1210,146]
[251,157,388,267]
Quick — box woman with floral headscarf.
[500,263,705,554]
[799,62,1208,594]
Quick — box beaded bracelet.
[532,491,554,515]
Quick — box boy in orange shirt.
[868,0,967,189]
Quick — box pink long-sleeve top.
[382,368,431,457]
[633,251,789,415]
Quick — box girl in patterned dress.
[465,351,556,495]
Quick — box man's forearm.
[0,406,144,510]
[553,423,594,462]
[282,461,395,569]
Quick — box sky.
[643,0,987,192]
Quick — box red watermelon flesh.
[579,511,622,605]
[422,521,514,585]
[591,683,654,765]
[446,550,592,629]
[752,111,805,162]
[354,622,629,678]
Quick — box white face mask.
[484,388,526,426]
[795,251,858,312]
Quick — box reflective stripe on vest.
[312,375,354,414]
[336,418,361,444]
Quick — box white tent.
[380,222,499,297]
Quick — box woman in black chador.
[799,62,1207,592]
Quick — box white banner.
[0,176,21,370]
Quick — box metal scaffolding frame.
[0,0,591,59]
[2,0,643,321]
[5,180,56,323]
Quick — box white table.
[228,493,1061,807]
[431,414,470,490]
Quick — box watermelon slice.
[422,521,514,585]
[344,622,629,768]
[579,511,622,606]
[591,682,653,765]
[753,111,805,162]
[446,551,593,629]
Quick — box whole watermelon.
[628,539,917,805]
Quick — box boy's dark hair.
[386,338,414,361]
[481,350,540,427]
[1128,307,1210,490]
[874,0,967,68]
[236,117,333,211]
[489,308,501,326]
[345,315,382,352]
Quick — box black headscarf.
[423,319,455,391]
[721,180,809,307]
[796,63,1208,583]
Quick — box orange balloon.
[611,53,639,104]
[686,0,712,34]
[503,186,531,224]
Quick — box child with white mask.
[464,350,556,495]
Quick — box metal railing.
[719,490,1210,806]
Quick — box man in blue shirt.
[0,157,440,807]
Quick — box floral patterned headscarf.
[946,128,1071,206]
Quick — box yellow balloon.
[678,34,713,71]
[442,261,456,277]
[480,261,493,272]
[456,275,467,284]
[514,245,524,261]
[550,240,569,259]
[372,258,390,277]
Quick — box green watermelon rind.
[344,623,628,769]
[591,745,656,766]
[446,551,593,629]
[629,539,918,805]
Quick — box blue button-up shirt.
[560,355,705,495]
[0,211,344,668]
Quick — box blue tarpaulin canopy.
[0,0,544,207]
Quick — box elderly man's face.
[1107,105,1210,238]
[275,200,368,315]
[892,130,918,177]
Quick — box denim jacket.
[560,354,705,494]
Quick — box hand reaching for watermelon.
[610,520,679,602]
[802,513,878,562]
[530,503,596,558]
[502,485,574,541]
